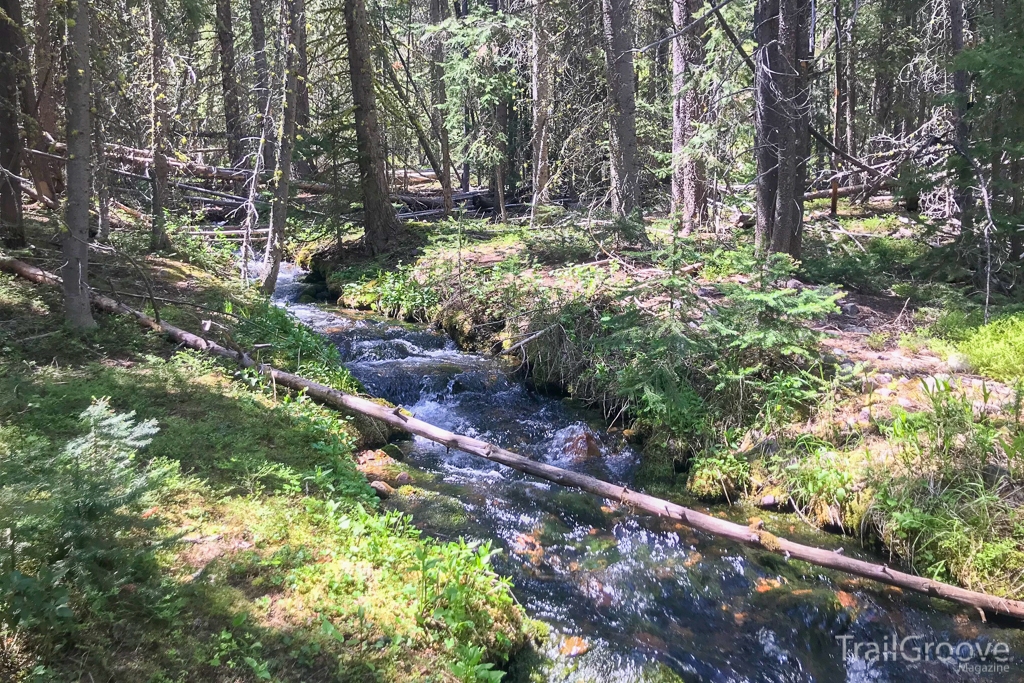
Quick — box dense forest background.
[0,0,1021,297]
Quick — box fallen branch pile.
[3,255,1023,621]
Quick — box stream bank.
[275,263,1024,683]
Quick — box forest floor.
[307,197,1024,601]
[0,216,533,682]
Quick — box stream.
[274,265,1024,683]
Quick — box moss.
[439,307,476,348]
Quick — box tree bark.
[949,0,972,231]
[843,3,857,173]
[754,0,811,257]
[34,0,62,194]
[250,0,275,171]
[428,0,453,215]
[530,0,552,221]
[1010,157,1022,264]
[670,0,708,235]
[600,0,641,218]
[91,11,111,242]
[294,2,313,177]
[3,0,55,206]
[831,0,846,166]
[62,0,96,329]
[215,0,245,174]
[489,0,507,222]
[345,0,402,255]
[754,0,780,253]
[260,0,300,294]
[0,0,25,247]
[149,0,172,252]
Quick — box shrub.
[1,400,168,639]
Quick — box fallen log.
[3,254,1024,621]
[46,141,333,193]
[804,182,891,201]
[19,179,60,210]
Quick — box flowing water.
[275,265,1024,682]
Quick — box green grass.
[0,261,528,682]
[955,313,1024,382]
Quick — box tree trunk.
[754,0,810,258]
[1011,157,1022,264]
[215,0,245,174]
[754,0,780,253]
[489,0,507,222]
[843,0,858,184]
[91,12,111,242]
[0,0,24,247]
[832,0,846,166]
[428,0,453,215]
[34,0,62,194]
[260,0,301,294]
[530,0,552,221]
[670,0,708,235]
[3,0,55,206]
[62,0,96,329]
[250,0,275,171]
[345,0,402,255]
[294,3,313,177]
[149,0,172,252]
[459,0,471,193]
[600,0,641,218]
[949,0,972,231]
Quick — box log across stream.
[5,256,1024,681]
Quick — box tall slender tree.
[261,0,301,293]
[428,0,453,214]
[530,0,552,221]
[600,0,641,218]
[670,0,708,235]
[949,0,972,230]
[754,0,811,257]
[294,3,313,177]
[215,0,245,172]
[250,0,275,170]
[0,0,24,247]
[149,0,172,251]
[4,0,55,206]
[62,0,96,329]
[34,0,62,194]
[345,0,402,255]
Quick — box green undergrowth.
[865,379,1024,595]
[800,233,927,295]
[0,263,528,681]
[929,309,1024,382]
[325,220,842,498]
[757,378,1024,597]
